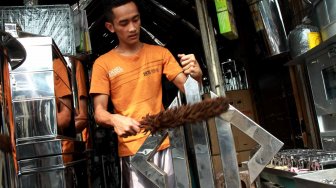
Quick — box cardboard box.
[237,150,252,164]
[232,126,258,152]
[217,10,238,40]
[225,89,257,121]
[226,89,258,152]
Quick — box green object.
[217,11,238,40]
[214,0,233,12]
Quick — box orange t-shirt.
[90,44,183,157]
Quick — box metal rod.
[195,0,225,97]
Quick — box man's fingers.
[130,124,141,134]
[182,63,193,71]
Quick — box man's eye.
[133,16,140,22]
[119,21,128,26]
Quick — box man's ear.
[105,22,115,33]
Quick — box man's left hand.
[178,54,203,82]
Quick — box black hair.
[103,0,137,22]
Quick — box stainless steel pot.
[306,0,336,41]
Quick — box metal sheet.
[18,155,65,173]
[18,159,88,188]
[220,105,284,184]
[306,46,336,116]
[184,76,215,188]
[11,71,55,100]
[211,92,241,188]
[16,139,85,160]
[294,168,336,188]
[131,131,169,188]
[13,98,57,140]
[12,37,53,73]
[167,93,191,188]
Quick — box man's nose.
[129,22,136,32]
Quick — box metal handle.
[323,138,335,142]
[328,47,336,58]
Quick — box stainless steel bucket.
[247,0,288,56]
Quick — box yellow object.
[308,32,321,49]
[217,10,238,40]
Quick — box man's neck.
[115,42,143,56]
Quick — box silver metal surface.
[321,135,336,151]
[19,159,88,188]
[184,76,215,188]
[305,44,336,150]
[211,91,241,188]
[167,93,191,188]
[19,155,65,173]
[10,37,76,142]
[306,45,336,116]
[321,20,336,41]
[16,139,85,160]
[288,24,320,58]
[294,168,336,188]
[11,71,55,100]
[195,0,225,96]
[14,98,57,141]
[247,0,288,56]
[314,0,336,29]
[131,131,169,188]
[12,37,53,72]
[220,105,284,184]
[65,57,79,115]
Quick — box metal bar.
[195,0,225,96]
[131,131,169,188]
[184,76,215,188]
[210,91,241,188]
[220,105,284,184]
[167,93,192,188]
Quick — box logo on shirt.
[143,68,159,76]
[108,66,123,78]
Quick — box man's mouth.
[129,34,138,39]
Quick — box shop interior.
[1,0,336,187]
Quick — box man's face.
[107,2,141,46]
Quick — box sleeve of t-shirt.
[89,59,110,96]
[162,48,183,81]
[76,60,88,98]
[53,58,72,98]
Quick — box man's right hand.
[93,94,141,138]
[111,114,141,138]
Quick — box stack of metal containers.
[0,4,89,188]
[12,36,87,188]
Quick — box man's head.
[103,0,135,22]
[104,0,141,46]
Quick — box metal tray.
[294,168,336,188]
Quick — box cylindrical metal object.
[195,0,226,96]
[247,0,288,56]
[288,23,321,58]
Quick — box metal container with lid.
[288,20,321,58]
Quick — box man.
[90,0,202,187]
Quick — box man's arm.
[172,54,203,93]
[57,96,72,129]
[75,97,89,133]
[93,94,141,137]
